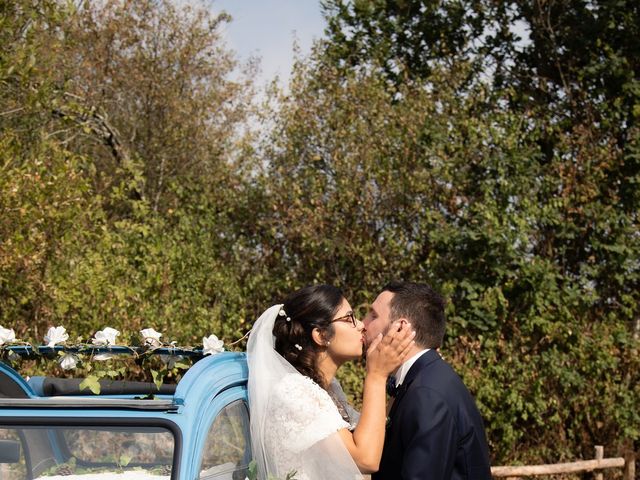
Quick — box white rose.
[140,328,162,347]
[44,326,69,348]
[202,334,224,356]
[59,353,78,370]
[92,327,120,346]
[0,326,16,346]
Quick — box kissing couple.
[247,282,492,479]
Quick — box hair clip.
[279,307,292,322]
[294,344,302,351]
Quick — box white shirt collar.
[394,348,430,387]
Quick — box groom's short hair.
[383,281,446,349]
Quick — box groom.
[364,281,492,479]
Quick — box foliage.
[1,0,256,344]
[321,0,640,117]
[50,0,255,213]
[321,0,483,83]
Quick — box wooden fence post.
[491,453,625,478]
[624,449,636,480]
[595,446,604,480]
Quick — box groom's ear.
[311,328,326,347]
[393,319,410,332]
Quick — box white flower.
[59,353,78,370]
[140,328,162,347]
[92,327,120,346]
[44,326,69,348]
[202,334,224,356]
[0,326,16,346]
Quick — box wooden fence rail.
[491,446,635,479]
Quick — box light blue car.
[0,348,251,480]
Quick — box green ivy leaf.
[79,375,101,395]
[151,369,164,390]
[247,460,257,480]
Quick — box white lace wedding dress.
[247,305,363,480]
[264,373,359,479]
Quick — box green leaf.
[79,376,101,395]
[247,460,257,480]
[151,369,164,390]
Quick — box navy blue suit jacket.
[373,350,492,480]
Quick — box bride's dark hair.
[273,284,341,388]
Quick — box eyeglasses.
[331,312,358,328]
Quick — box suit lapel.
[387,349,441,421]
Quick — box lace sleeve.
[328,378,360,430]
[266,373,351,454]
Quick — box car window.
[62,427,173,465]
[0,425,174,479]
[0,428,26,480]
[199,400,251,480]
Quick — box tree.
[52,0,255,213]
[1,0,258,342]
[322,0,483,83]
[1,0,86,335]
[322,0,640,117]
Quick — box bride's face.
[325,298,366,362]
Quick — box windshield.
[0,423,175,480]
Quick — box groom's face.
[363,290,395,345]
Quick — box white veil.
[247,305,363,480]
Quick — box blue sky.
[213,1,327,87]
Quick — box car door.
[194,388,252,480]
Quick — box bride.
[247,285,415,479]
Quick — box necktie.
[386,376,398,397]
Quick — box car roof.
[0,348,248,413]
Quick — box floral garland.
[0,324,231,393]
